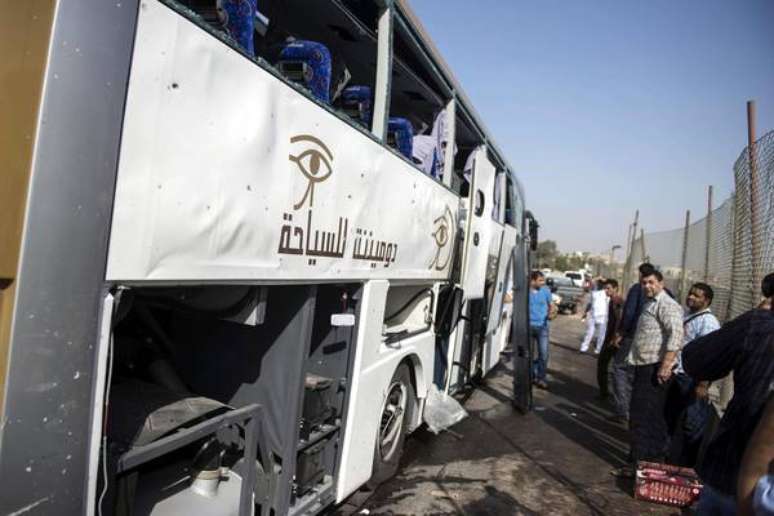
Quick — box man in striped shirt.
[613,269,684,476]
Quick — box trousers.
[666,374,711,467]
[596,343,617,398]
[530,325,549,382]
[611,337,635,419]
[580,317,607,353]
[630,363,671,463]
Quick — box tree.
[554,253,585,272]
[535,240,558,268]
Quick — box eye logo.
[289,134,333,209]
[429,205,455,271]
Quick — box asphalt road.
[349,314,678,515]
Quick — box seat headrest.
[278,40,332,104]
[388,117,414,159]
[218,0,257,56]
[341,85,373,126]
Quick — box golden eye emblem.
[429,205,454,271]
[292,149,332,181]
[433,222,449,247]
[289,134,334,209]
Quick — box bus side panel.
[107,1,458,284]
[335,280,434,502]
[0,1,139,514]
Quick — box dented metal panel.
[106,1,459,283]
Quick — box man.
[613,269,683,476]
[580,279,610,354]
[683,272,774,515]
[596,279,623,401]
[529,271,554,389]
[609,263,656,422]
[666,282,720,467]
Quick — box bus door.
[511,214,536,413]
[483,174,519,368]
[460,147,497,301]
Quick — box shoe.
[536,380,548,390]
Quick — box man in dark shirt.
[597,279,623,401]
[683,272,774,515]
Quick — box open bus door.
[460,147,497,301]
[444,148,497,391]
[511,213,539,412]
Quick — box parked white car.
[564,270,586,288]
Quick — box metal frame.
[371,4,393,140]
[116,404,265,516]
[442,98,456,188]
[0,1,140,514]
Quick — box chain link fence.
[623,129,774,322]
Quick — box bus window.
[387,18,453,179]
[257,1,378,110]
[179,0,269,55]
[450,108,485,197]
[493,170,506,223]
[505,175,516,226]
[179,1,381,116]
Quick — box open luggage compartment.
[96,284,359,516]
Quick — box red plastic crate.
[634,461,703,507]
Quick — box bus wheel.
[368,363,414,488]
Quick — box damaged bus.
[0,0,537,514]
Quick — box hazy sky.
[411,0,774,254]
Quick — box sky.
[410,0,774,255]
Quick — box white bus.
[0,1,538,514]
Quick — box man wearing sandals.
[612,268,683,478]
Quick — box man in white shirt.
[580,280,609,354]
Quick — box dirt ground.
[347,314,680,515]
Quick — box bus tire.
[367,363,414,488]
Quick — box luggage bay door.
[460,148,497,301]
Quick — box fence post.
[621,224,632,286]
[747,100,762,302]
[680,210,691,301]
[704,185,713,281]
[625,211,639,292]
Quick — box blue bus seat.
[341,85,372,127]
[387,117,414,159]
[278,40,332,104]
[218,0,257,56]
